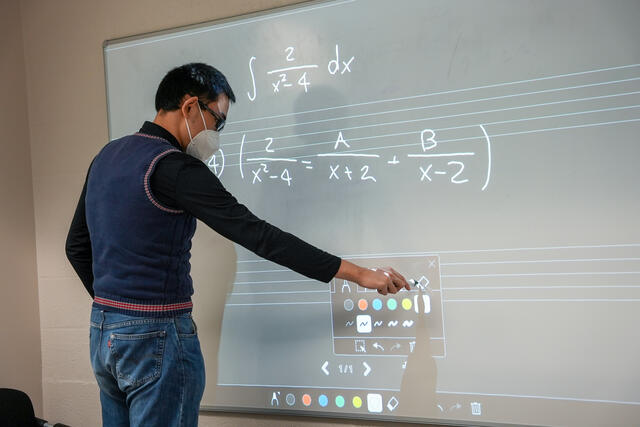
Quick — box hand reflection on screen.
[399,287,439,417]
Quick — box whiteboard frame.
[101,1,518,425]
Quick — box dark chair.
[0,388,69,427]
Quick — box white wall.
[0,0,43,417]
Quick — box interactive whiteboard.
[104,1,640,425]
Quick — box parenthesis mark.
[217,148,225,177]
[239,134,246,180]
[247,56,257,102]
[479,124,491,191]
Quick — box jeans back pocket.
[175,315,197,338]
[108,330,166,391]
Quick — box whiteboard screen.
[104,1,640,425]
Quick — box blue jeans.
[89,308,205,426]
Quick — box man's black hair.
[155,63,236,112]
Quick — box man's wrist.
[335,259,365,284]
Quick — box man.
[65,63,409,426]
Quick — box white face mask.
[184,103,220,163]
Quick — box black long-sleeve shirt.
[65,121,341,297]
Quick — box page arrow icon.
[363,361,371,376]
[321,361,329,376]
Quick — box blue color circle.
[372,298,383,311]
[318,394,329,407]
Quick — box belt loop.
[99,310,105,330]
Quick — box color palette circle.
[302,394,312,406]
[352,395,363,408]
[335,395,345,408]
[372,298,383,311]
[402,298,413,310]
[387,298,397,310]
[343,299,354,311]
[285,393,295,406]
[318,394,328,407]
[358,299,368,311]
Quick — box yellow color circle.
[402,298,413,310]
[352,396,362,408]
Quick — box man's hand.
[335,260,411,295]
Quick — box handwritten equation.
[209,126,492,191]
[247,44,355,101]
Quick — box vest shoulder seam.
[144,148,185,214]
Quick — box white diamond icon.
[387,396,399,412]
[418,276,430,288]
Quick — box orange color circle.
[302,394,312,406]
[358,299,368,311]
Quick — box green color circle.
[335,395,345,408]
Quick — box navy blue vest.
[86,132,197,316]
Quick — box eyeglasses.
[198,101,226,132]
